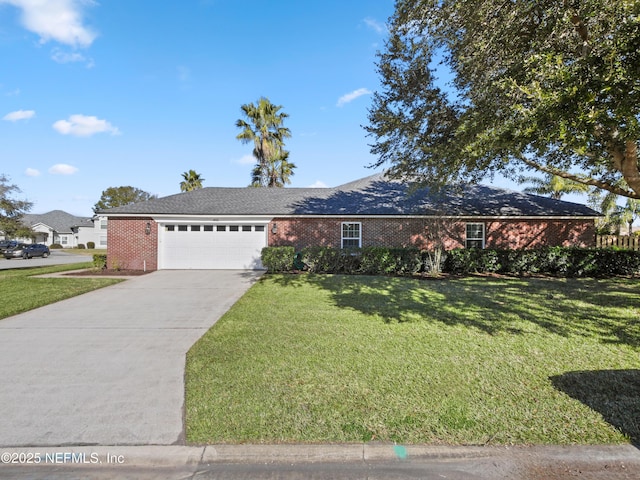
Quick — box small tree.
[0,174,33,238]
[94,186,157,212]
[422,214,459,277]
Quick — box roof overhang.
[105,213,599,221]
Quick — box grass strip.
[0,262,123,320]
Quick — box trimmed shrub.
[264,246,640,278]
[77,244,86,249]
[50,243,63,249]
[261,246,295,272]
[87,241,95,249]
[300,246,344,274]
[93,254,107,270]
[443,247,640,277]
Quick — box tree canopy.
[0,174,32,238]
[236,97,295,187]
[93,186,157,212]
[180,170,204,192]
[367,0,640,198]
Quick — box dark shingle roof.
[22,210,94,232]
[101,173,599,217]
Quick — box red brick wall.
[486,219,595,248]
[269,217,595,250]
[107,217,158,271]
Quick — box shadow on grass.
[551,370,640,447]
[266,274,640,347]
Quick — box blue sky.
[1,0,583,216]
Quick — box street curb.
[1,444,639,468]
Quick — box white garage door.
[159,223,267,269]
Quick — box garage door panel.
[159,224,266,270]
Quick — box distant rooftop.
[22,210,94,233]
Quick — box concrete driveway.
[0,270,262,447]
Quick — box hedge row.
[444,247,640,277]
[262,246,445,276]
[261,246,640,277]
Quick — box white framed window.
[341,222,361,248]
[99,236,107,246]
[60,235,68,245]
[466,223,485,249]
[100,219,108,230]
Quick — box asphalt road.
[0,250,91,270]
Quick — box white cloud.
[337,88,372,107]
[48,163,78,175]
[363,17,386,35]
[51,47,94,67]
[236,154,255,165]
[25,167,40,176]
[3,109,35,121]
[52,114,121,137]
[0,0,97,47]
[308,180,328,188]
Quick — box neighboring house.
[102,173,599,271]
[19,210,108,248]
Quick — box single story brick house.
[101,173,599,270]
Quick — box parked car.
[0,240,18,254]
[4,243,50,259]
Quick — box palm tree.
[611,199,640,235]
[588,179,639,234]
[236,97,293,187]
[180,170,204,192]
[266,150,296,187]
[520,174,590,200]
[250,152,295,187]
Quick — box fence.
[596,235,640,251]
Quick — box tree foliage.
[180,169,204,192]
[367,0,640,198]
[0,174,32,238]
[236,97,295,187]
[520,174,590,200]
[93,186,157,212]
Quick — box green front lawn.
[186,274,640,445]
[63,248,105,256]
[0,263,123,320]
